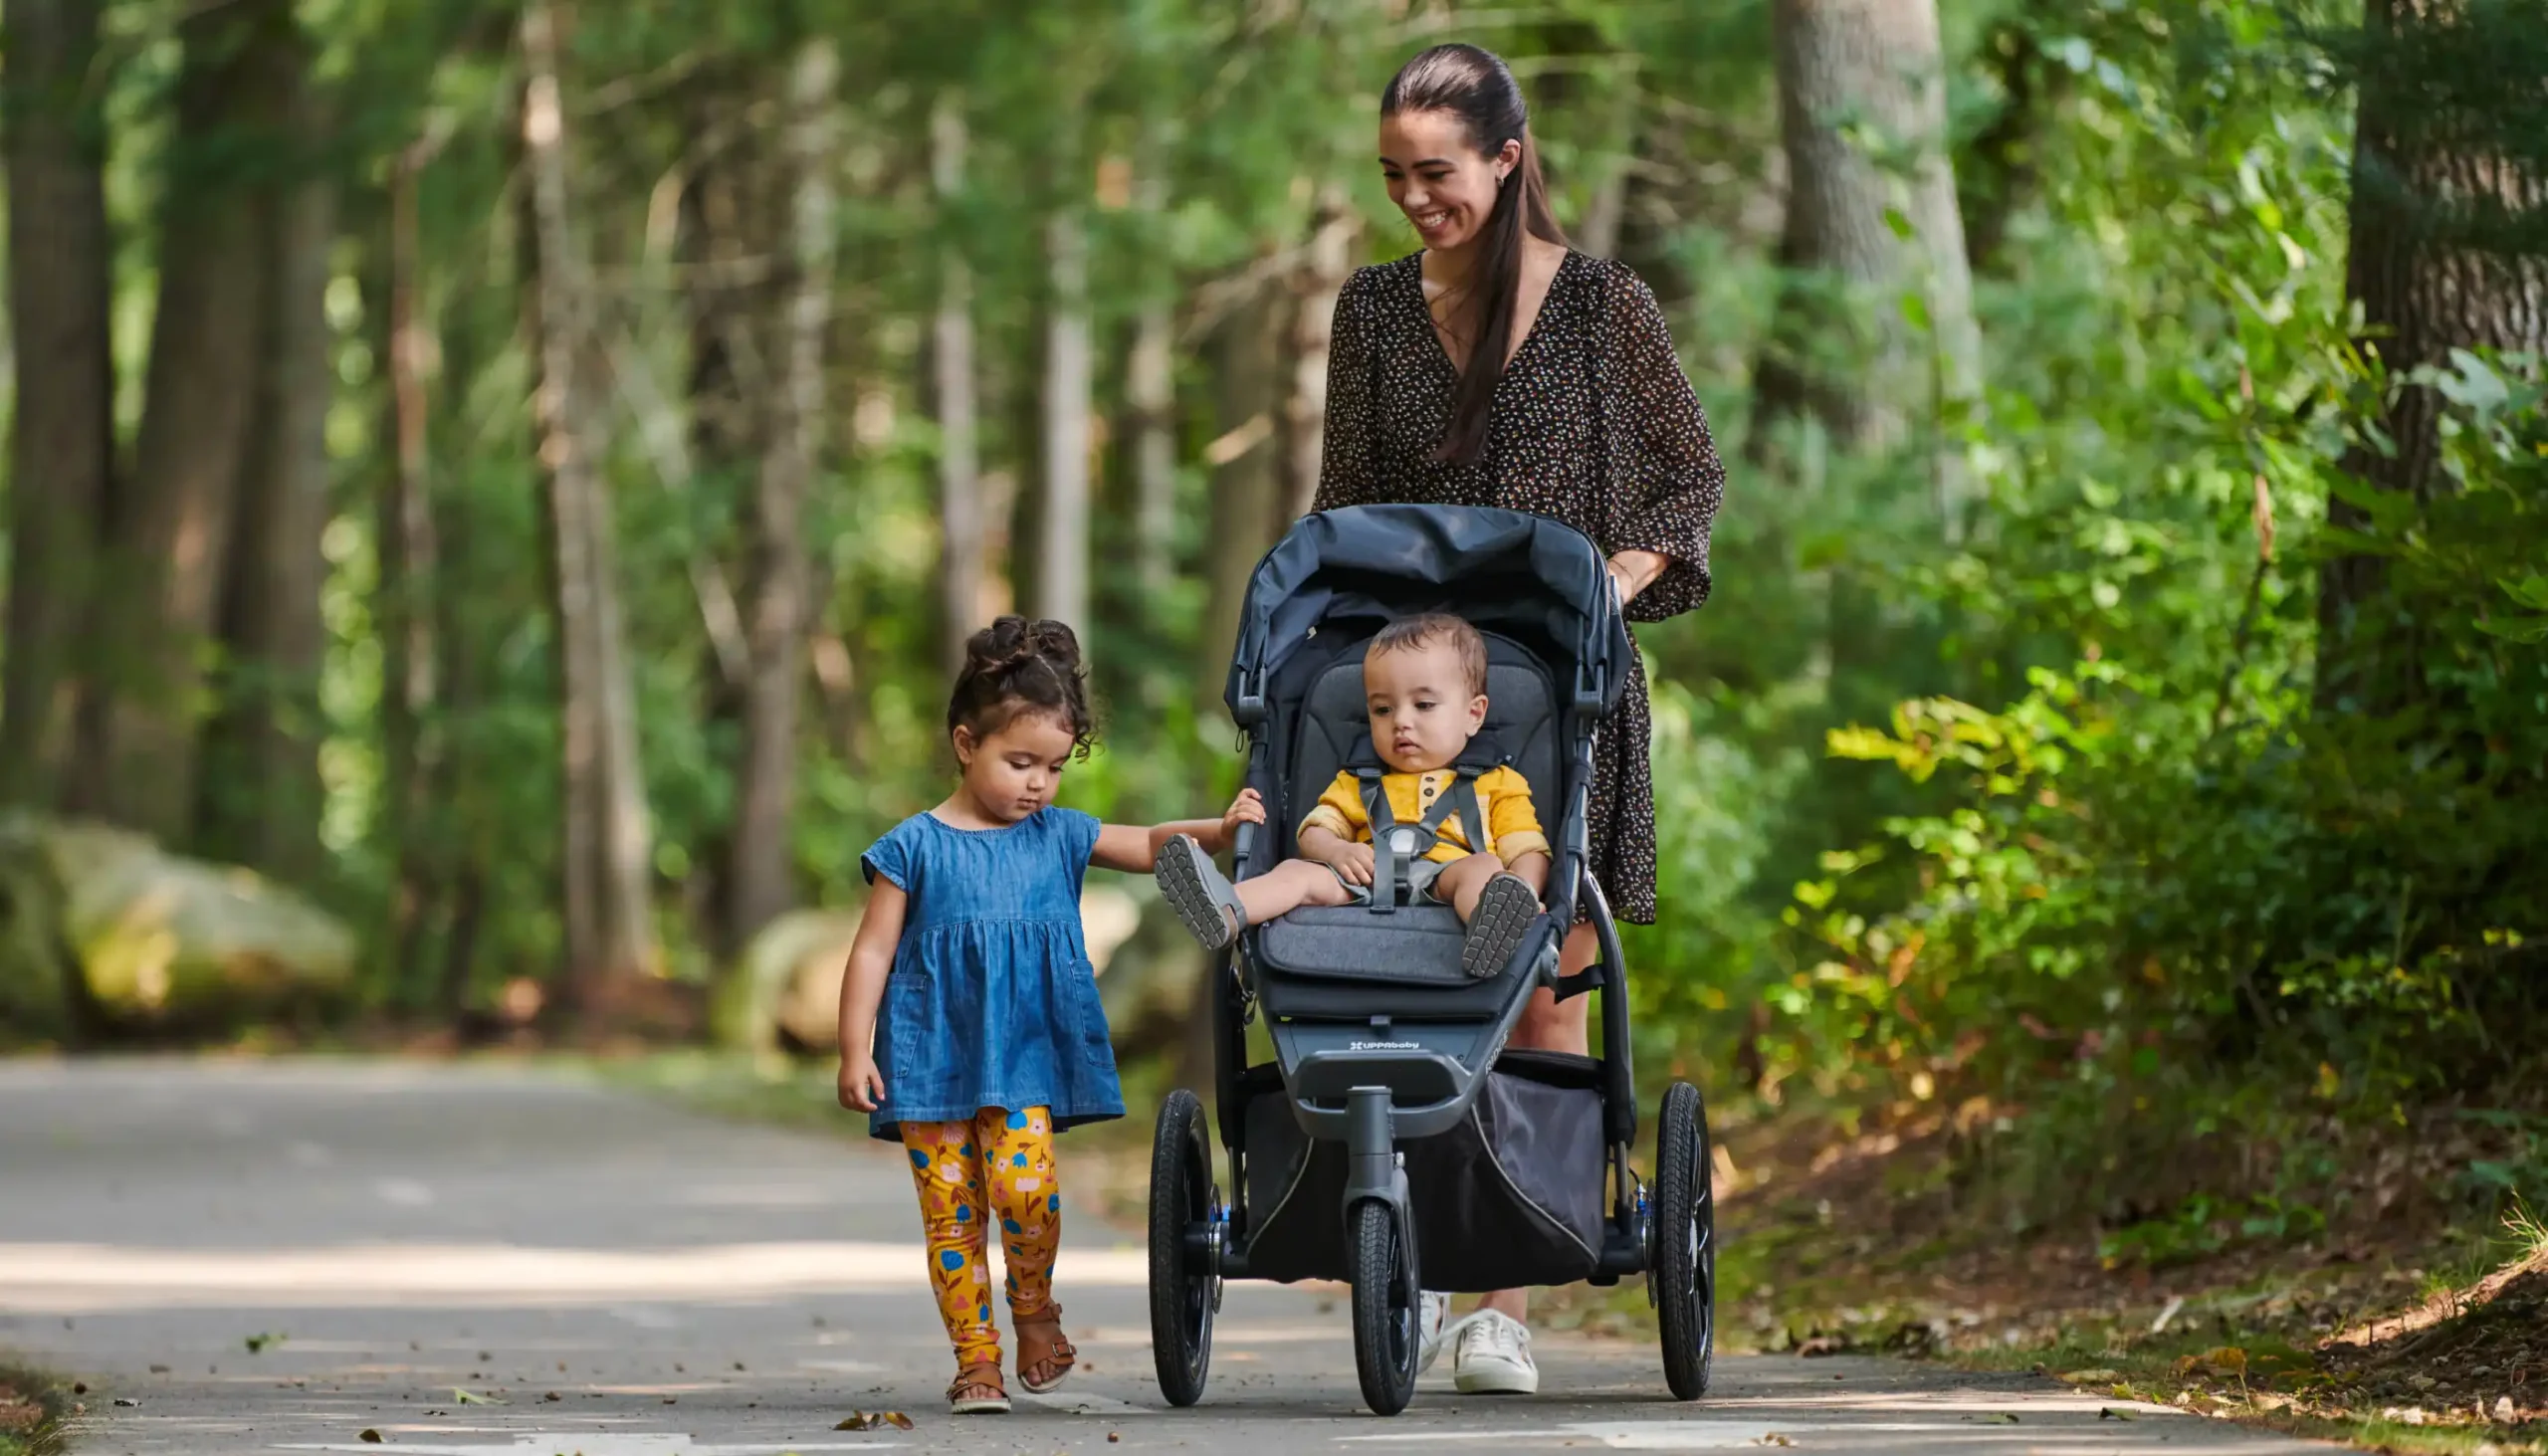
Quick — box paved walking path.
[0,1058,2337,1453]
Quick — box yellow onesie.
[1298,765,1550,866]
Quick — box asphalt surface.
[0,1058,2341,1454]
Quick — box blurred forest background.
[3,0,2545,1245]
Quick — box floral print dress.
[1312,250,1727,925]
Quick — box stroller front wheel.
[1348,1198,1421,1416]
[1654,1080,1717,1400]
[1148,1090,1218,1406]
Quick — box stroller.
[1146,504,1717,1416]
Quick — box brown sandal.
[1014,1306,1077,1395]
[947,1361,1010,1414]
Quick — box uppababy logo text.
[1350,1040,1422,1051]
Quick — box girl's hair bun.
[966,616,1083,679]
[948,616,1097,757]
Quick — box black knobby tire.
[1149,1090,1216,1407]
[1348,1198,1421,1416]
[1654,1080,1717,1400]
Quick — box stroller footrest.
[1253,905,1474,985]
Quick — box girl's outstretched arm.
[835,879,908,1112]
[1089,788,1266,874]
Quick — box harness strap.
[1360,767,1489,915]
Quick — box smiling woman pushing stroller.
[1277,42,1727,1394]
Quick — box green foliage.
[11,0,2543,1263]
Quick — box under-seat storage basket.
[1237,1050,1607,1292]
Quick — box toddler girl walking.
[835,616,1261,1415]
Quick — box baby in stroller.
[1155,611,1549,978]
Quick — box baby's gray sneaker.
[1461,873,1540,978]
[1155,834,1246,950]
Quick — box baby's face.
[1364,640,1487,774]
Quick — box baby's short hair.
[1369,612,1488,696]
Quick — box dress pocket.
[882,971,935,1086]
[1071,960,1119,1064]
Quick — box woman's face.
[1380,108,1519,255]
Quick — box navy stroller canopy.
[1223,505,1634,727]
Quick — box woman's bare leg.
[1473,920,1595,1325]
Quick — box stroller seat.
[1250,637,1567,1020]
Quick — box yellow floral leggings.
[899,1106,1062,1368]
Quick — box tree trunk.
[932,95,986,669]
[1037,208,1093,630]
[1196,280,1282,721]
[2319,0,2548,706]
[380,140,445,996]
[1960,18,2065,274]
[521,0,657,1000]
[1755,0,1981,518]
[1128,298,1177,596]
[82,0,292,838]
[1282,188,1360,525]
[1578,74,1642,260]
[0,0,115,811]
[197,47,334,883]
[720,36,837,960]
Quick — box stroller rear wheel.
[1148,1090,1218,1407]
[1348,1198,1421,1415]
[1653,1080,1717,1400]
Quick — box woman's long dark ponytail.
[1382,44,1568,465]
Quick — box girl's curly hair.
[947,616,1097,758]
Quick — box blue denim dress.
[859,807,1125,1143]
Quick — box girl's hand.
[837,1052,887,1113]
[1218,788,1267,849]
[1323,840,1377,888]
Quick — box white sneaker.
[1451,1309,1539,1394]
[1416,1291,1456,1373]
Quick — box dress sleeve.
[1600,265,1725,622]
[1054,808,1103,868]
[1300,770,1367,843]
[1311,269,1381,512]
[860,822,914,891]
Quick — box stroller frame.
[1147,506,1717,1416]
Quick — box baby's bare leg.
[1432,852,1510,923]
[1234,858,1353,926]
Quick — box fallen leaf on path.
[1796,1334,1850,1357]
[2056,1368,2121,1384]
[113,1397,140,1407]
[358,1430,382,1444]
[245,1332,287,1353]
[1971,1412,2019,1423]
[450,1387,503,1405]
[834,1410,915,1430]
[1753,1436,1795,1448]
[542,1391,560,1401]
[149,1364,170,1374]
[2099,1407,2136,1421]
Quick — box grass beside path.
[0,1363,73,1456]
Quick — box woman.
[1312,42,1725,1395]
